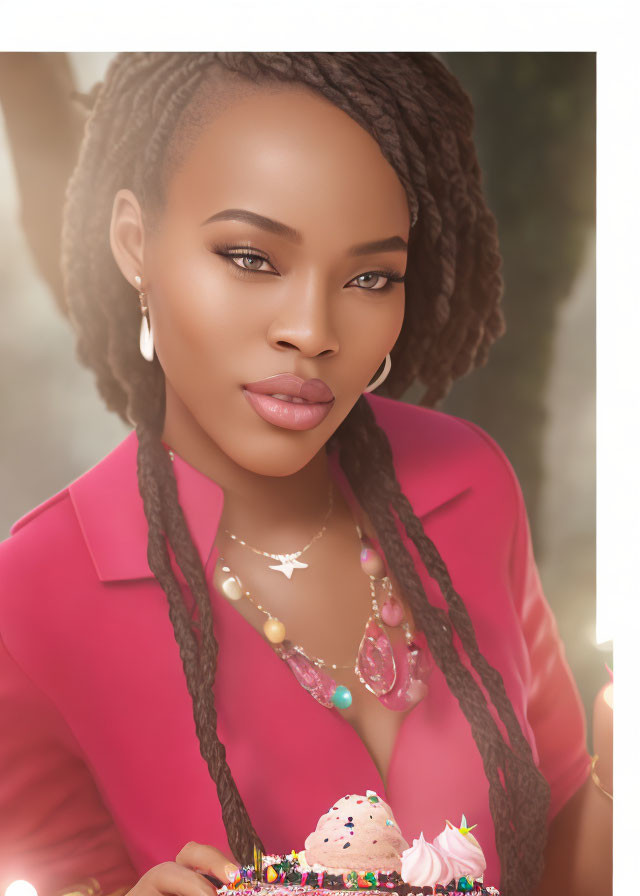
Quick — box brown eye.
[209,243,279,275]
[352,272,388,290]
[347,269,405,291]
[227,252,276,273]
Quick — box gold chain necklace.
[223,481,334,578]
[166,447,333,579]
[214,527,404,672]
[163,442,431,710]
[212,522,431,712]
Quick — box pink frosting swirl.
[433,820,486,880]
[400,833,454,888]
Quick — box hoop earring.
[363,353,391,393]
[134,274,154,362]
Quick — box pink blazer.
[0,394,590,895]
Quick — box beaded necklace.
[164,442,432,711]
[213,523,432,710]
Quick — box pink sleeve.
[0,631,138,896]
[507,461,592,822]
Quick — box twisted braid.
[333,397,549,894]
[62,52,547,892]
[130,378,266,861]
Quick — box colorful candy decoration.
[223,815,499,894]
[459,815,478,837]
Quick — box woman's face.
[115,84,410,478]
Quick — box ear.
[109,188,146,289]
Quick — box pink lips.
[243,374,334,403]
[242,374,335,431]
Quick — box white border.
[1,2,636,887]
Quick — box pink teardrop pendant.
[355,617,396,696]
[278,642,336,708]
[380,595,404,627]
[378,631,433,711]
[359,538,386,579]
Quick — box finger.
[176,842,240,884]
[144,861,218,896]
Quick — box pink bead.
[380,596,404,627]
[360,545,386,578]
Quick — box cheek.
[148,248,263,387]
[340,289,405,372]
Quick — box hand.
[125,842,240,896]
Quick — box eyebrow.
[200,208,407,256]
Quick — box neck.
[161,382,337,548]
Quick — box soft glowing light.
[5,882,38,896]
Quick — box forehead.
[162,85,410,242]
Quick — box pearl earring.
[134,274,154,362]
[363,353,391,393]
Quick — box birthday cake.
[219,791,499,895]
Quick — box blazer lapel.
[69,431,224,583]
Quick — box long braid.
[130,377,266,863]
[333,396,549,895]
[62,52,546,890]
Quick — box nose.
[266,272,339,359]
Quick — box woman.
[0,52,607,896]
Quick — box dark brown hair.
[61,52,549,896]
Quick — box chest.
[212,511,421,791]
[65,565,503,880]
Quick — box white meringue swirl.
[400,832,454,888]
[433,821,486,880]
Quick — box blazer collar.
[68,395,471,583]
[68,430,226,582]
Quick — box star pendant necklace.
[222,480,335,579]
[163,444,334,579]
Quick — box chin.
[197,412,322,477]
[233,439,326,478]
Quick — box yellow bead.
[264,618,286,643]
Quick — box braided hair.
[61,52,549,896]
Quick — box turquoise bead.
[331,685,352,708]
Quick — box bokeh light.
[5,881,38,896]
